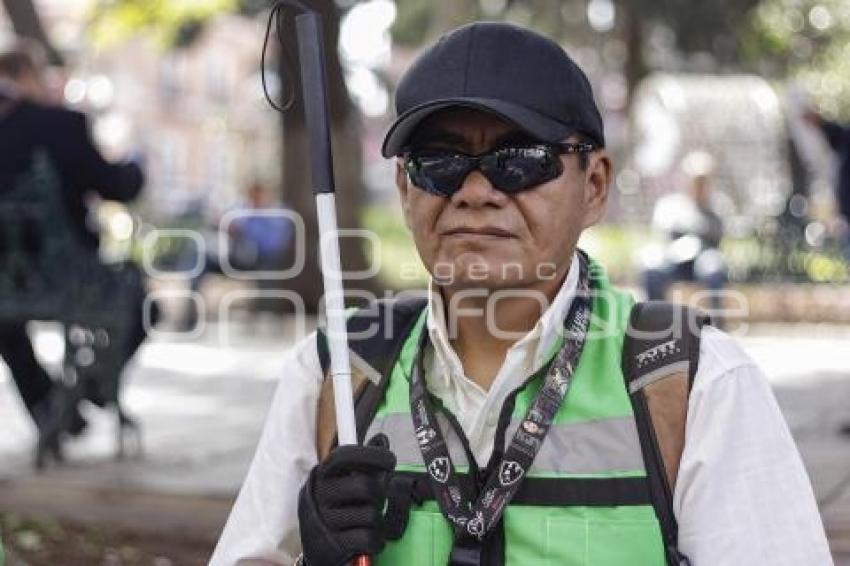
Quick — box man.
[0,42,145,461]
[212,23,830,565]
[805,110,850,435]
[644,151,727,314]
[805,109,850,258]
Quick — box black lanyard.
[409,253,592,547]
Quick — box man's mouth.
[442,227,515,238]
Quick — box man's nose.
[450,170,508,208]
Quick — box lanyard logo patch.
[467,511,485,538]
[428,456,450,483]
[415,425,436,447]
[499,460,525,486]
[521,419,541,434]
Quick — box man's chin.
[435,276,521,292]
[430,255,560,289]
[432,267,538,292]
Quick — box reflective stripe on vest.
[371,264,667,566]
[367,412,644,476]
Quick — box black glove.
[298,434,396,566]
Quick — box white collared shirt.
[424,253,580,465]
[210,256,831,566]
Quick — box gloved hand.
[298,434,396,566]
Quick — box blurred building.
[84,15,280,221]
[623,74,837,231]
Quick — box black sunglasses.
[403,142,595,197]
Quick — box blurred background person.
[178,181,295,330]
[643,150,728,314]
[0,39,49,104]
[806,108,850,437]
[0,41,145,463]
[804,108,850,260]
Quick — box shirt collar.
[425,252,580,390]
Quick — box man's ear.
[395,159,412,230]
[582,151,611,228]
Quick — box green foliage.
[88,0,237,48]
[391,0,573,48]
[631,0,762,64]
[361,204,428,288]
[744,0,850,118]
[390,0,436,46]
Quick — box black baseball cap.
[381,22,605,158]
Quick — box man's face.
[9,68,47,103]
[395,108,610,293]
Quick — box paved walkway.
[1,319,850,561]
[0,317,302,542]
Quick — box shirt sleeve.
[64,110,145,202]
[674,327,832,565]
[209,331,323,566]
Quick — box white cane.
[293,8,370,566]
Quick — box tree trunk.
[621,3,646,111]
[1,0,63,65]
[277,0,381,314]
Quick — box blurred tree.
[743,0,850,119]
[271,0,380,312]
[88,0,380,312]
[391,0,479,45]
[87,0,238,48]
[630,0,760,60]
[1,0,63,64]
[618,0,761,103]
[391,0,761,107]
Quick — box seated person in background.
[643,150,727,314]
[227,183,295,273]
[179,182,294,329]
[0,41,146,461]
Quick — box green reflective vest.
[364,269,667,565]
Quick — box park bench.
[0,149,143,465]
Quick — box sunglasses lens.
[482,146,562,193]
[407,153,472,197]
[407,145,564,196]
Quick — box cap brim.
[381,98,577,158]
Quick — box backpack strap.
[316,296,428,460]
[622,301,710,566]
